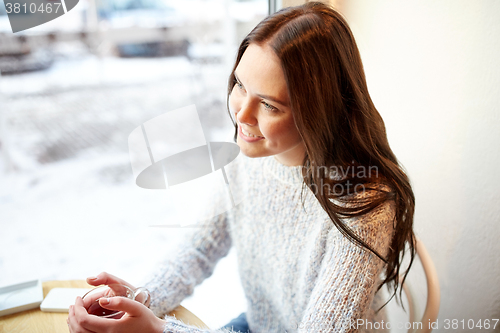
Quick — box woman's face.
[229,43,305,166]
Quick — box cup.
[82,284,151,319]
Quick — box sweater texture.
[145,153,395,333]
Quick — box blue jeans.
[220,313,251,333]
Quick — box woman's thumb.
[99,297,142,316]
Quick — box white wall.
[342,1,500,331]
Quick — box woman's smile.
[239,124,265,142]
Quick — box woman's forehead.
[235,44,290,106]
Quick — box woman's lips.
[238,126,264,143]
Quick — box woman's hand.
[86,272,135,290]
[67,296,165,333]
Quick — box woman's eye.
[235,82,244,90]
[262,101,278,112]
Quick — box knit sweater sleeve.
[298,199,396,333]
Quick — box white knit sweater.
[145,153,395,333]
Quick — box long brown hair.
[227,2,415,305]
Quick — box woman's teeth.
[242,128,262,138]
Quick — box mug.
[82,284,151,319]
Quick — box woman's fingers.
[68,303,96,333]
[86,272,134,289]
[72,297,115,332]
[98,296,144,317]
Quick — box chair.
[401,237,440,333]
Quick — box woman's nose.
[236,99,257,126]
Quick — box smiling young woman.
[224,1,416,330]
[69,3,415,333]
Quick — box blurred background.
[0,0,266,327]
[1,0,499,331]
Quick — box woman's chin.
[239,149,261,158]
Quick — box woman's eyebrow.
[257,93,289,107]
[234,72,290,107]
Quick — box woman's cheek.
[260,123,275,143]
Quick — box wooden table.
[0,280,209,332]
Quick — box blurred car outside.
[96,0,190,57]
